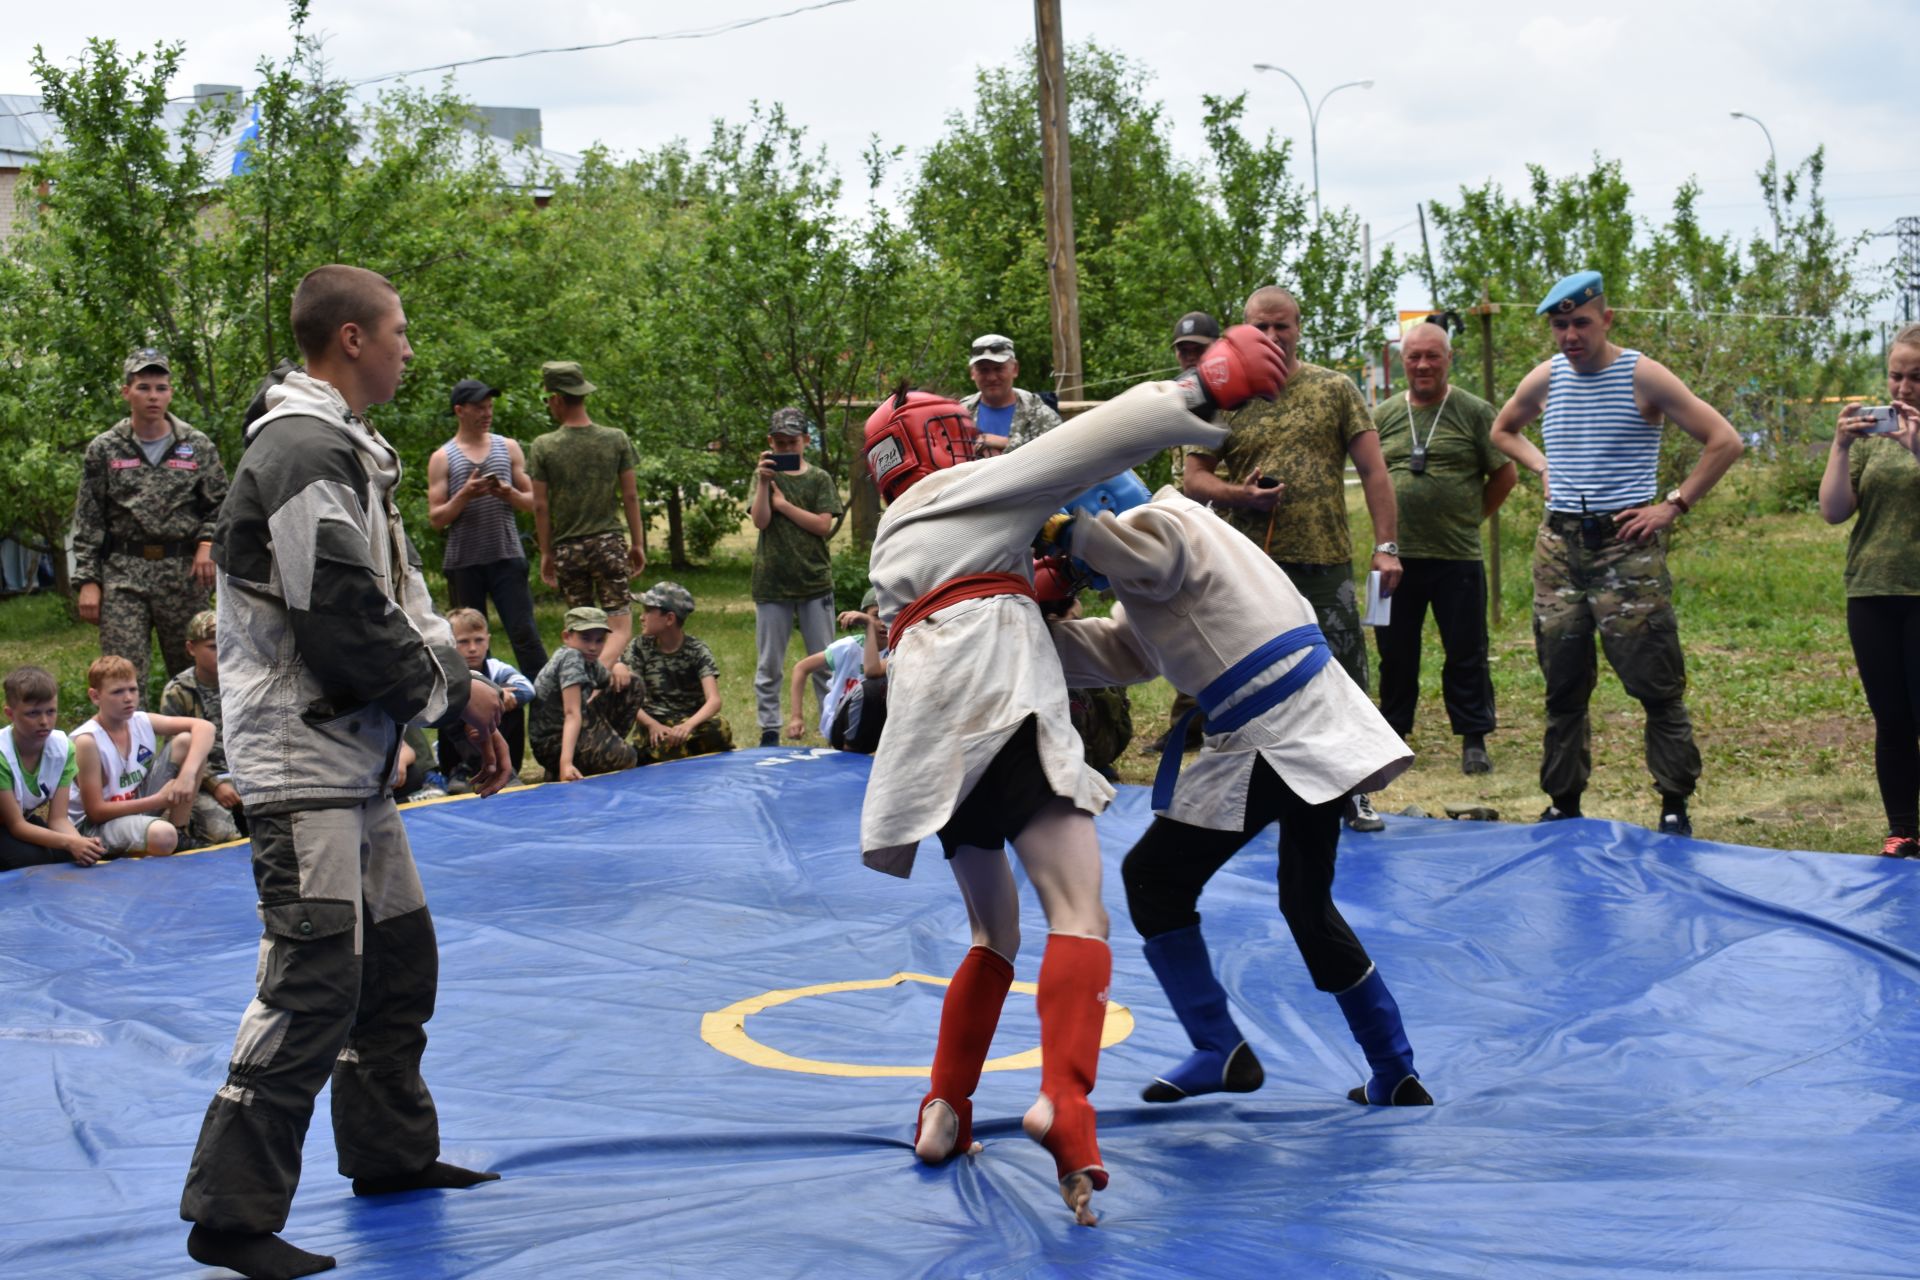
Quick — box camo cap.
[635,581,695,618]
[542,360,597,395]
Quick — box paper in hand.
[1362,570,1392,627]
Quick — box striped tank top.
[1541,349,1660,513]
[442,435,524,569]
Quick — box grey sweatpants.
[754,594,836,732]
[180,796,444,1234]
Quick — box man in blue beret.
[1490,271,1744,837]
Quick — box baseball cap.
[450,379,500,409]
[860,586,878,612]
[563,606,611,633]
[123,347,171,379]
[541,361,597,396]
[769,406,811,437]
[968,334,1016,366]
[635,581,696,618]
[1171,312,1220,348]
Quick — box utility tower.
[1899,216,1920,324]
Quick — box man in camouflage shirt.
[623,582,733,764]
[1181,288,1404,831]
[73,349,230,705]
[959,332,1063,453]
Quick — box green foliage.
[829,545,873,616]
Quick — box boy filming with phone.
[750,406,842,748]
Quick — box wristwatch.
[1664,488,1692,515]
[1373,541,1400,557]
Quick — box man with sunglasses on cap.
[1491,270,1743,836]
[1180,287,1402,832]
[959,334,1062,455]
[73,349,230,706]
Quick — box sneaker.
[1138,731,1170,756]
[1879,834,1920,859]
[1658,812,1692,838]
[758,728,779,748]
[1538,804,1579,823]
[444,770,473,797]
[1344,793,1385,832]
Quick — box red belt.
[888,572,1036,651]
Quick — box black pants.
[439,703,527,775]
[1373,557,1496,738]
[445,558,549,684]
[181,799,441,1234]
[0,817,66,871]
[1849,595,1920,836]
[1122,756,1370,992]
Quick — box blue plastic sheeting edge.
[4,748,1919,1278]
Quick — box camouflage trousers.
[1532,515,1700,801]
[100,554,208,707]
[1276,561,1368,694]
[632,715,735,767]
[553,531,632,616]
[1069,686,1133,773]
[531,679,645,778]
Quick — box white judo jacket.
[861,382,1228,876]
[1050,488,1413,829]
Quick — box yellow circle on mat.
[700,971,1134,1078]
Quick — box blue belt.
[1151,624,1331,810]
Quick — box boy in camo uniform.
[622,582,733,764]
[158,610,244,843]
[751,408,842,747]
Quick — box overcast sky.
[7,0,1915,320]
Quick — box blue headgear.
[1537,270,1605,316]
[1055,470,1152,589]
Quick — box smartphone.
[769,452,803,471]
[1255,476,1282,489]
[1857,405,1900,435]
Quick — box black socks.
[186,1226,334,1280]
[352,1160,501,1197]
[1551,793,1583,817]
[1659,792,1689,821]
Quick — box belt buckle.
[141,545,164,560]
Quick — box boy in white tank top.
[0,665,104,870]
[70,655,213,857]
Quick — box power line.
[0,0,857,123]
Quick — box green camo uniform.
[1215,363,1375,689]
[73,416,228,703]
[750,469,841,603]
[1533,521,1699,799]
[157,667,241,843]
[1068,685,1133,774]
[960,388,1063,450]
[529,424,638,613]
[624,632,733,765]
[528,645,644,777]
[1845,437,1920,597]
[1373,388,1504,560]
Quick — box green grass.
[0,458,1890,855]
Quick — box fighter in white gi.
[1043,479,1432,1108]
[861,327,1285,1225]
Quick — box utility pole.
[1417,203,1440,309]
[1467,284,1502,624]
[1034,0,1084,400]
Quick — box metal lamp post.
[1252,63,1373,222]
[1730,111,1782,245]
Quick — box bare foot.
[915,1099,981,1164]
[1060,1171,1098,1226]
[1023,1095,1103,1226]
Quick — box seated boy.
[784,589,889,747]
[0,665,105,870]
[529,606,642,781]
[70,655,213,857]
[440,606,535,785]
[158,610,244,843]
[625,581,732,765]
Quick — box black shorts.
[937,716,1060,858]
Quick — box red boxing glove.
[1180,325,1288,417]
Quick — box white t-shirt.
[68,713,159,826]
[818,636,868,738]
[0,726,76,823]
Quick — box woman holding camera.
[1818,324,1920,857]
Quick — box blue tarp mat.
[4,748,1919,1278]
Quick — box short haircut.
[1244,285,1299,317]
[87,655,138,691]
[124,364,169,386]
[1894,323,1920,351]
[186,610,218,645]
[3,665,57,707]
[1403,321,1452,353]
[555,392,585,410]
[290,265,400,361]
[446,607,489,633]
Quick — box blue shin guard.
[1334,966,1433,1106]
[1139,925,1264,1103]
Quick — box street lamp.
[1252,63,1373,222]
[1730,110,1781,245]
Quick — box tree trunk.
[666,485,689,571]
[846,416,879,552]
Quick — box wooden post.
[846,414,879,552]
[1467,285,1502,624]
[1034,0,1084,400]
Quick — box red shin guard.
[1029,934,1111,1190]
[916,945,1015,1157]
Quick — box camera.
[1858,405,1900,435]
[766,452,803,471]
[1409,443,1428,474]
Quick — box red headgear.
[864,390,980,503]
